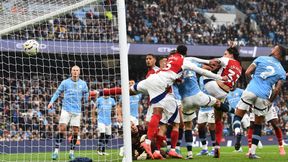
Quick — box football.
[23,39,39,56]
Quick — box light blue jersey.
[119,94,142,118]
[225,88,244,110]
[97,96,116,125]
[199,76,213,112]
[49,78,88,114]
[246,56,286,99]
[174,61,202,99]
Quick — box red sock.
[170,130,179,149]
[103,87,122,95]
[275,127,283,146]
[156,135,166,150]
[147,114,161,140]
[215,120,223,145]
[247,127,253,148]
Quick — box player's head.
[146,53,157,68]
[159,57,167,69]
[176,45,187,56]
[131,122,138,134]
[71,65,80,79]
[224,47,240,61]
[129,80,135,87]
[271,44,287,61]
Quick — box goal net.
[0,0,130,161]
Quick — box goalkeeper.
[48,65,89,160]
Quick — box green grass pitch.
[1,146,287,161]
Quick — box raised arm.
[269,80,283,103]
[182,59,227,81]
[185,57,210,64]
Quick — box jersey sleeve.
[49,80,65,104]
[83,82,89,106]
[252,56,263,66]
[184,57,210,64]
[182,59,222,80]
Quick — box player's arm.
[91,100,97,125]
[185,57,210,64]
[116,102,123,123]
[245,63,256,81]
[83,82,89,106]
[182,59,227,81]
[138,104,143,120]
[269,80,283,103]
[48,81,65,109]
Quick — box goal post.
[0,0,131,161]
[117,0,132,162]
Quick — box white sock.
[145,139,151,145]
[188,151,193,156]
[235,128,241,135]
[167,145,171,150]
[202,144,208,150]
[54,148,59,153]
[251,144,257,154]
[69,150,74,154]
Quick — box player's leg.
[249,114,264,159]
[176,106,184,155]
[184,120,193,159]
[166,124,172,151]
[102,125,112,155]
[97,123,106,155]
[197,122,209,156]
[249,97,271,159]
[68,126,79,160]
[233,91,256,152]
[196,110,209,156]
[207,110,216,155]
[68,113,81,159]
[52,109,70,160]
[269,118,286,155]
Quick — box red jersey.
[218,57,242,88]
[146,66,159,78]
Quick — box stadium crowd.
[3,0,288,47]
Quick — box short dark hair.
[227,47,240,61]
[278,44,287,57]
[146,53,156,59]
[176,45,187,56]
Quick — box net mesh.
[0,0,124,161]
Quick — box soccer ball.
[23,39,39,56]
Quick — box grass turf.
[0,145,287,161]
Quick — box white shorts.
[145,94,180,124]
[237,90,271,116]
[183,111,197,122]
[130,115,139,126]
[59,109,81,127]
[145,105,153,122]
[197,109,215,124]
[98,122,112,135]
[265,105,278,122]
[241,113,250,129]
[132,74,168,102]
[204,80,228,99]
[182,91,217,115]
[250,105,278,122]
